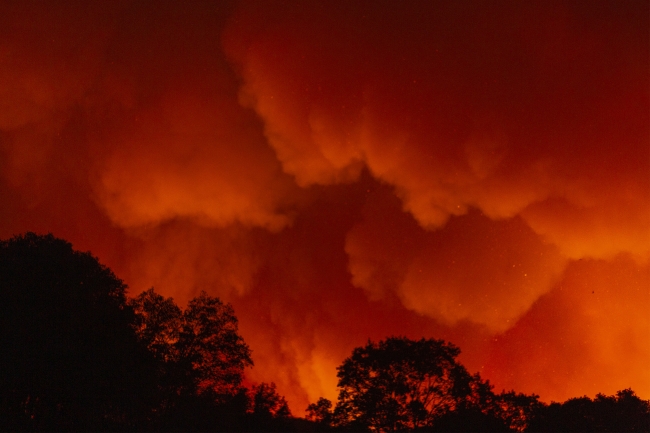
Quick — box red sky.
[1,0,648,413]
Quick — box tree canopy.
[0,233,266,431]
[304,337,548,432]
[333,337,485,431]
[0,233,156,430]
[130,288,253,400]
[306,336,650,432]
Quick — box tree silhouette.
[306,396,335,426]
[307,337,548,432]
[0,233,301,432]
[250,382,291,419]
[129,288,254,429]
[332,337,480,432]
[5,233,647,432]
[489,390,542,432]
[0,233,156,430]
[130,287,183,363]
[244,382,292,431]
[181,292,253,396]
[130,289,252,397]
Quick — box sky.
[1,0,648,413]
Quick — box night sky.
[1,0,648,413]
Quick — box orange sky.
[1,0,648,413]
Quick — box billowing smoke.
[345,190,567,332]
[1,0,648,411]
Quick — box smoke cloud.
[346,190,567,332]
[1,0,647,411]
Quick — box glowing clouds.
[0,0,648,412]
[397,217,565,333]
[221,1,649,402]
[95,90,296,231]
[483,256,650,401]
[222,5,366,187]
[74,2,303,232]
[223,0,650,255]
[346,191,566,332]
[522,191,650,262]
[121,222,270,302]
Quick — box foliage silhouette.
[3,233,648,432]
[487,390,543,432]
[0,233,157,430]
[331,337,491,431]
[130,288,252,397]
[129,287,254,428]
[250,382,291,418]
[307,337,551,432]
[244,382,293,431]
[306,396,335,427]
[527,388,650,432]
[0,233,302,431]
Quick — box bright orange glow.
[0,0,647,413]
[483,256,650,401]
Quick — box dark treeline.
[1,233,648,432]
[0,233,294,431]
[306,339,649,432]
